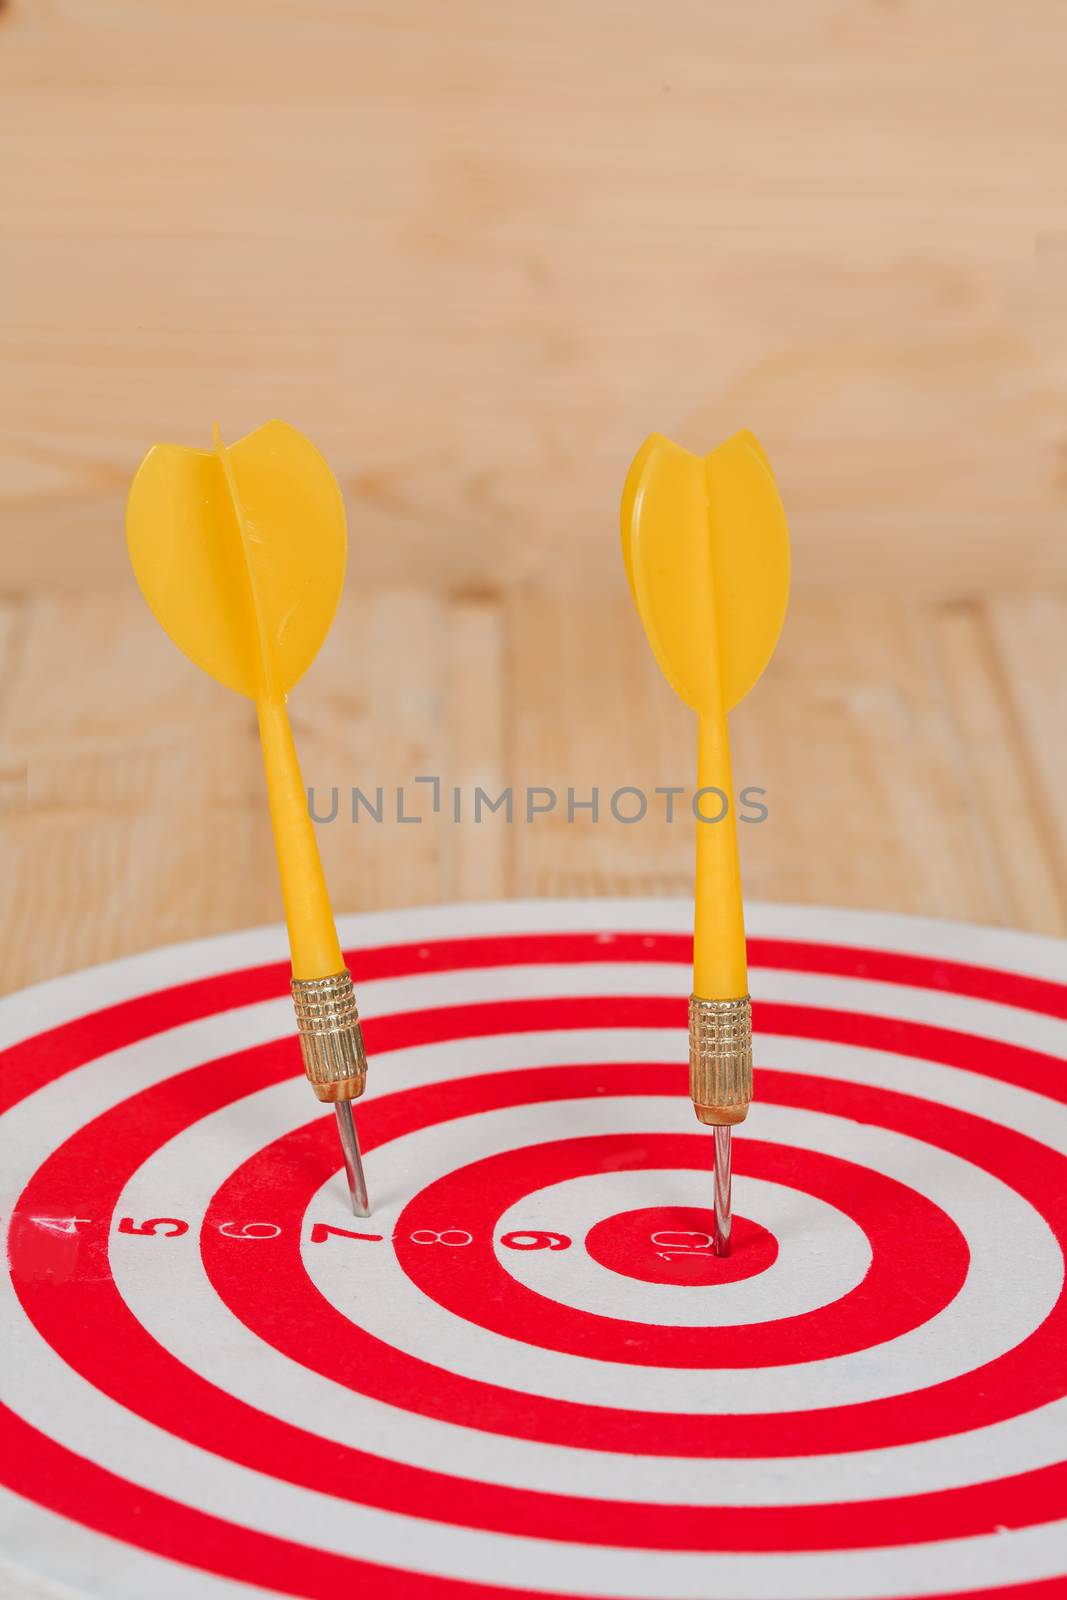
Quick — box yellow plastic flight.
[126,420,346,980]
[621,430,789,998]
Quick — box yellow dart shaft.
[256,694,344,981]
[693,709,747,1000]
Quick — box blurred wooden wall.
[2,0,1065,986]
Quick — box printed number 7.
[309,1223,383,1244]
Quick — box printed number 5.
[117,1216,189,1237]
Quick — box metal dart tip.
[712,1124,732,1257]
[334,1099,371,1218]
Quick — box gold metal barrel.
[291,969,368,1103]
[688,994,752,1126]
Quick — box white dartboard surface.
[1,898,1066,1600]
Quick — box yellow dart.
[621,430,790,1253]
[126,420,372,1215]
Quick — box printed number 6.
[217,1221,282,1239]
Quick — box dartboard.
[2,899,1066,1600]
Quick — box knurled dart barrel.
[688,994,753,1125]
[291,969,368,1102]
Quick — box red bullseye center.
[584,1207,778,1284]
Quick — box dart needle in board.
[126,420,372,1216]
[621,432,790,1255]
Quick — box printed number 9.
[499,1231,572,1251]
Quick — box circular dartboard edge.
[2,898,1066,1600]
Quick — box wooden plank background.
[1,0,1065,991]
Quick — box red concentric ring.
[3,923,1067,1600]
[8,1032,1066,1549]
[392,1128,966,1366]
[199,1051,1067,1466]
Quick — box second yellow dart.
[125,420,372,1216]
[621,430,790,1254]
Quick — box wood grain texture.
[2,0,1066,597]
[1,579,1064,992]
[1,0,1065,988]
